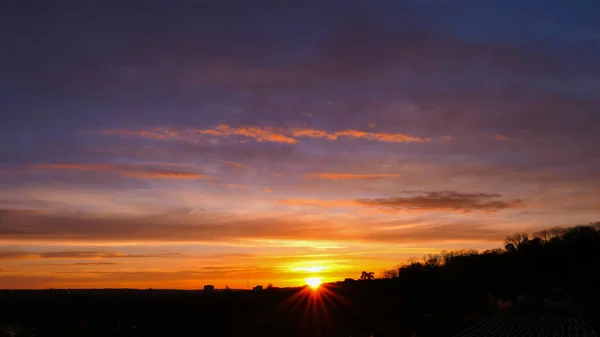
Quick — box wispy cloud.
[22,262,119,266]
[277,199,357,207]
[304,173,401,180]
[28,163,208,180]
[198,125,297,144]
[218,160,247,169]
[0,251,183,260]
[0,207,517,245]
[278,191,525,213]
[98,125,432,144]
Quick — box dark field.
[0,281,598,337]
[1,282,474,337]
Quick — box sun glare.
[305,277,322,289]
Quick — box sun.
[305,277,322,289]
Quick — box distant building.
[204,285,215,293]
[253,285,263,291]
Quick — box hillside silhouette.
[1,222,599,337]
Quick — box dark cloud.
[358,191,525,213]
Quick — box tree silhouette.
[360,271,375,280]
[381,269,399,279]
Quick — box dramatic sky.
[1,0,599,289]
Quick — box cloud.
[304,173,401,180]
[23,262,119,266]
[357,191,525,213]
[0,251,183,260]
[97,125,432,144]
[495,134,509,142]
[277,191,524,213]
[67,262,119,266]
[290,127,431,143]
[99,125,296,144]
[0,209,36,217]
[0,206,522,246]
[0,252,38,260]
[218,160,247,169]
[331,130,431,143]
[277,199,357,208]
[28,163,208,180]
[363,223,510,243]
[198,125,297,144]
[290,128,337,140]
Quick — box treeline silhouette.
[1,222,599,337]
[384,223,599,296]
[381,222,600,327]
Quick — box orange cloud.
[0,251,183,260]
[122,170,206,180]
[304,173,401,180]
[495,134,509,142]
[277,199,358,208]
[98,125,433,144]
[30,164,207,180]
[332,129,431,143]
[196,124,297,143]
[291,128,337,140]
[291,127,431,143]
[218,160,247,169]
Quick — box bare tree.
[548,227,567,239]
[533,229,552,242]
[504,232,529,251]
[381,268,399,279]
[423,254,443,268]
[441,249,479,264]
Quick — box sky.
[1,0,599,289]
